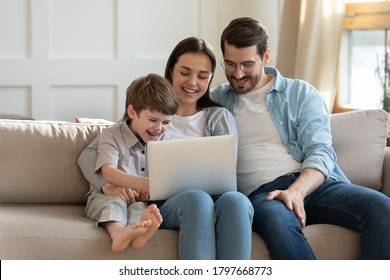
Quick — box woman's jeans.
[248,175,390,260]
[158,190,254,260]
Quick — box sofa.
[0,109,389,260]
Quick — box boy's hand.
[135,189,150,202]
[101,184,138,205]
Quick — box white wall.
[0,0,283,122]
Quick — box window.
[336,0,390,112]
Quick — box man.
[212,16,390,259]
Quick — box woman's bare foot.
[130,204,163,249]
[110,220,151,253]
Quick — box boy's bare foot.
[110,220,151,253]
[130,204,163,249]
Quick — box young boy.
[82,73,179,253]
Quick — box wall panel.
[0,0,30,59]
[132,0,199,59]
[0,86,31,117]
[49,0,116,59]
[49,85,117,121]
[0,0,282,121]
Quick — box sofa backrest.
[0,120,107,204]
[331,109,388,190]
[0,109,387,204]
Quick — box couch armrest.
[381,147,390,197]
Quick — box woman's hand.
[75,117,114,125]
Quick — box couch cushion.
[331,109,388,190]
[0,204,179,259]
[0,120,107,203]
[0,204,360,260]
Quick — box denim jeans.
[158,190,254,260]
[248,175,390,260]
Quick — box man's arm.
[267,83,332,227]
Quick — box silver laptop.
[147,135,237,201]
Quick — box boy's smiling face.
[127,106,173,144]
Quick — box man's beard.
[227,74,261,94]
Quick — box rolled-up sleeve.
[77,135,105,191]
[96,128,120,172]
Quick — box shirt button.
[279,121,283,125]
[141,168,145,172]
[141,150,145,154]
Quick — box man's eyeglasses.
[221,56,261,73]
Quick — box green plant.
[376,47,390,112]
[383,84,390,112]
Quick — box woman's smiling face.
[170,52,213,110]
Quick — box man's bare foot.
[110,220,151,253]
[130,204,163,249]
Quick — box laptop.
[147,135,237,201]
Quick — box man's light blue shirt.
[211,67,349,185]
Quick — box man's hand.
[266,168,325,228]
[266,187,306,227]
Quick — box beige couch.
[0,109,389,260]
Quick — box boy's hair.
[164,37,221,109]
[122,73,179,121]
[220,17,269,59]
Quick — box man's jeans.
[248,175,390,259]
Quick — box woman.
[77,37,254,259]
[164,37,237,141]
